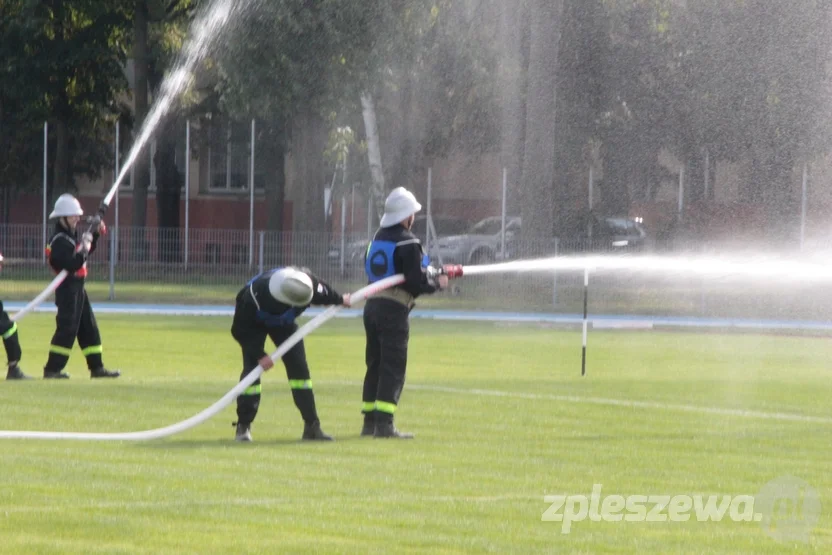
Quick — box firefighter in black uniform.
[361,187,448,439]
[231,266,350,442]
[0,252,31,380]
[42,194,120,379]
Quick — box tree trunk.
[361,92,386,219]
[519,0,564,243]
[154,119,181,262]
[293,109,327,233]
[266,139,286,232]
[749,140,795,242]
[148,51,181,262]
[498,0,528,215]
[131,0,150,259]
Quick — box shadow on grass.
[139,434,371,449]
[553,433,698,442]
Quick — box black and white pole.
[581,266,589,377]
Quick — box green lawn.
[0,314,830,553]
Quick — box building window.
[207,114,266,192]
[119,128,186,193]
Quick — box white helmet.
[49,194,84,219]
[380,187,422,228]
[268,268,314,306]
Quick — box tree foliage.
[0,0,131,206]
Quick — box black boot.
[6,364,32,380]
[374,417,414,439]
[233,421,252,442]
[360,414,375,437]
[44,370,70,379]
[90,367,121,379]
[302,420,334,441]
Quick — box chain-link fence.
[2,223,831,321]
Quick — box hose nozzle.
[441,264,464,279]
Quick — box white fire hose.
[0,274,406,441]
[10,272,67,323]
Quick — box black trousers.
[44,281,103,372]
[0,301,22,365]
[232,309,319,427]
[362,298,410,421]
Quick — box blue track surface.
[5,301,832,331]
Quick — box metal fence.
[2,223,832,321]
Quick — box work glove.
[425,266,448,289]
[86,215,106,235]
[80,232,94,255]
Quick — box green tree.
[672,0,832,232]
[216,0,499,232]
[0,0,130,212]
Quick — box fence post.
[184,119,190,269]
[42,122,48,264]
[800,162,808,251]
[258,230,265,275]
[501,167,507,258]
[367,193,372,243]
[552,237,559,307]
[249,119,256,267]
[108,231,116,300]
[114,121,120,267]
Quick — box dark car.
[552,214,647,254]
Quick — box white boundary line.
[1,494,533,514]
[329,381,832,425]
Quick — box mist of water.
[463,253,832,284]
[103,0,253,207]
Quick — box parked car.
[557,215,648,253]
[327,214,469,268]
[432,216,522,265]
[466,214,647,262]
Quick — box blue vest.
[365,240,430,283]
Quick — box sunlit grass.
[0,314,830,552]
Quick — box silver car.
[433,216,521,265]
[328,215,470,268]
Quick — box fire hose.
[0,265,464,441]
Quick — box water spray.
[459,254,832,283]
[0,275,404,441]
[11,0,250,325]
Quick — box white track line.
[1,495,532,514]
[330,381,832,425]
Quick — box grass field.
[1,313,831,553]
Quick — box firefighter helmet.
[379,187,422,228]
[49,194,84,219]
[268,268,314,306]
